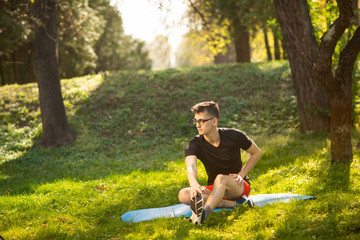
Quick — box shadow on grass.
[0,143,185,195]
[0,70,192,196]
[250,131,330,181]
[274,148,359,239]
[242,131,358,239]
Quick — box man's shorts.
[203,179,251,198]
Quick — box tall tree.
[232,12,251,62]
[262,24,272,61]
[33,0,75,147]
[187,0,283,63]
[187,0,251,63]
[94,3,126,72]
[94,3,151,72]
[253,0,281,61]
[271,26,281,60]
[1,0,151,84]
[275,0,360,163]
[58,0,104,78]
[314,0,359,163]
[0,1,35,85]
[274,0,331,133]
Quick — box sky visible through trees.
[115,0,189,68]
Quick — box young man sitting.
[178,101,262,224]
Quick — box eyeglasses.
[192,118,214,125]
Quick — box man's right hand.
[190,184,203,198]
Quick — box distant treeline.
[0,0,152,85]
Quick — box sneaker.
[246,198,255,207]
[235,195,255,208]
[189,192,204,225]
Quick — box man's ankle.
[235,195,246,207]
[202,205,212,222]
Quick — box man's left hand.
[229,174,244,185]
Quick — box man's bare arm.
[185,155,202,197]
[239,142,262,178]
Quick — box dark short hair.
[191,101,220,119]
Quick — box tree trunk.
[263,25,272,61]
[352,0,359,25]
[274,0,330,132]
[0,58,3,85]
[33,0,75,147]
[232,17,250,63]
[272,27,281,60]
[281,40,287,60]
[329,94,353,162]
[316,20,360,163]
[314,0,359,163]
[329,26,359,162]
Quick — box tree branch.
[314,0,354,94]
[187,0,223,50]
[188,0,213,34]
[335,26,360,85]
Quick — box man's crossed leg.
[178,174,254,224]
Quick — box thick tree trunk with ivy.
[274,0,330,133]
[33,0,75,147]
[314,0,360,163]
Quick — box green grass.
[0,61,360,239]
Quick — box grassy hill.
[0,61,359,239]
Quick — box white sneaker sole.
[189,192,204,225]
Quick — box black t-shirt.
[185,128,252,185]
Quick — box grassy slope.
[0,61,359,240]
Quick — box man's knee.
[214,174,227,185]
[214,174,235,190]
[178,188,190,204]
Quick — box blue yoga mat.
[121,193,315,223]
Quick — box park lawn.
[0,61,359,239]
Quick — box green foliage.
[176,30,214,68]
[1,62,360,239]
[307,0,358,68]
[0,0,34,85]
[58,0,105,78]
[187,0,277,57]
[93,4,151,73]
[186,0,232,56]
[58,0,151,78]
[0,0,31,58]
[0,0,151,84]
